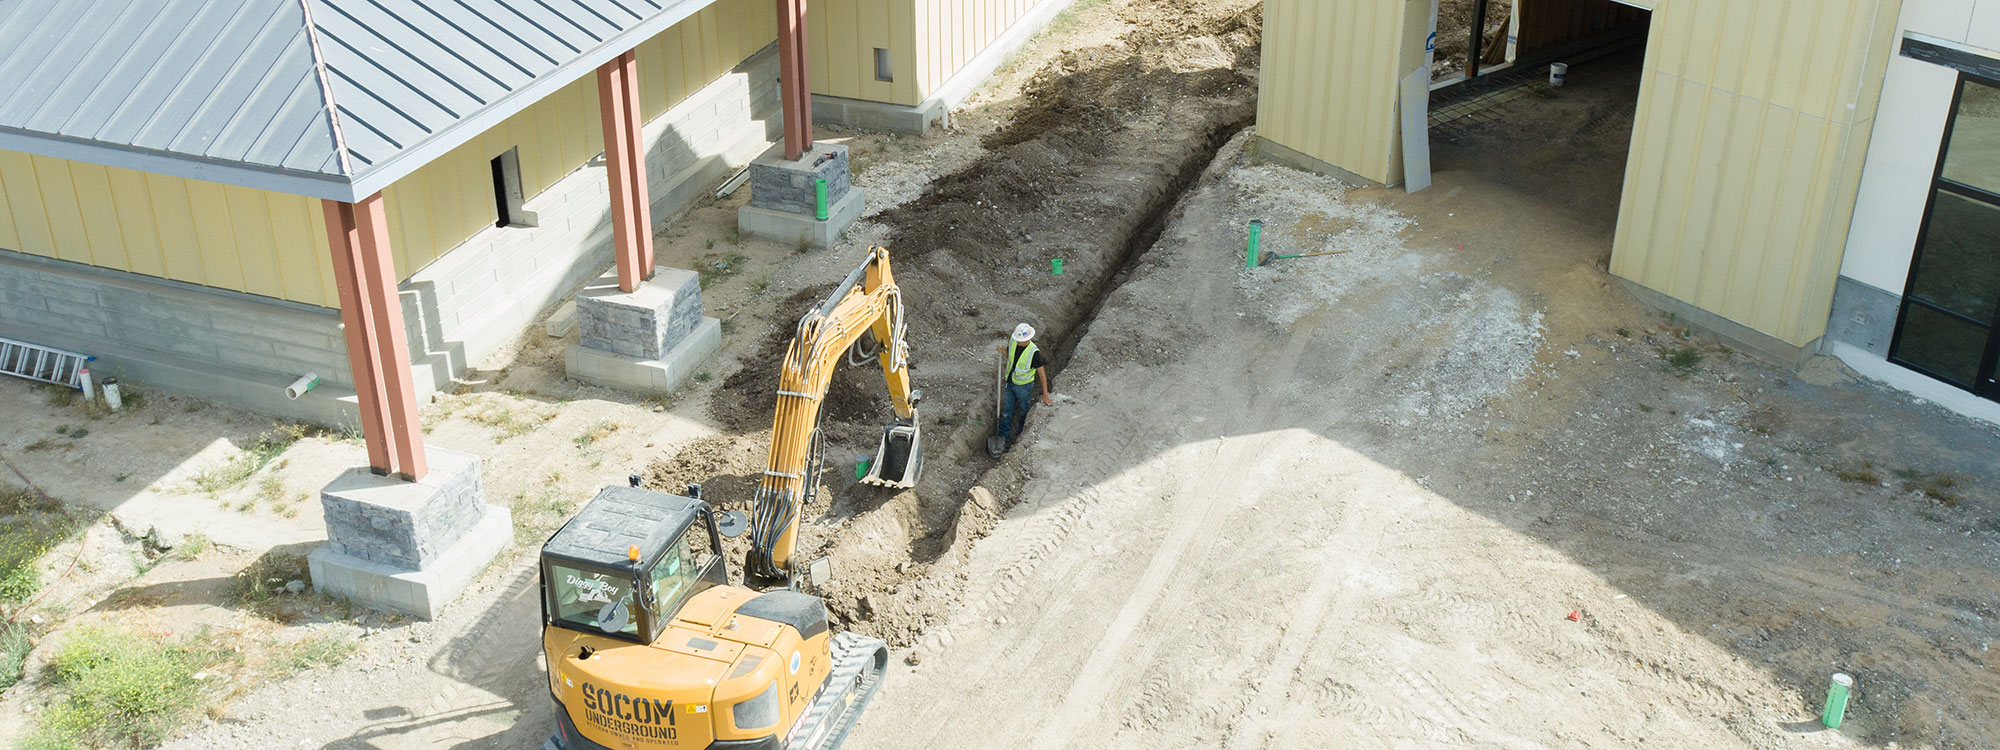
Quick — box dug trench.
[646,0,1265,646]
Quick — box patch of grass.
[23,437,59,452]
[511,473,575,544]
[696,252,750,290]
[231,552,312,621]
[750,274,771,294]
[1833,461,1883,486]
[189,424,308,495]
[1636,403,1653,413]
[253,474,287,510]
[43,387,75,408]
[279,632,358,675]
[572,421,621,452]
[0,486,84,605]
[1662,346,1703,377]
[0,622,35,689]
[1614,327,1632,338]
[694,371,712,383]
[704,238,716,249]
[169,533,212,561]
[1905,472,1967,507]
[460,397,556,441]
[24,626,231,750]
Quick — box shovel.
[1260,247,1351,266]
[987,342,1008,458]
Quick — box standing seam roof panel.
[0,0,727,197]
[167,4,318,157]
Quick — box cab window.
[550,564,639,637]
[650,536,698,614]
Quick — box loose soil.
[8,2,1996,748]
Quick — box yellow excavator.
[540,246,919,750]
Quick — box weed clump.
[189,423,309,494]
[23,626,231,749]
[1662,346,1703,377]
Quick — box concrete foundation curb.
[565,316,721,394]
[309,504,512,621]
[738,187,867,251]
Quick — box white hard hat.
[1012,323,1035,342]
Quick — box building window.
[1890,75,2000,398]
[875,48,894,82]
[490,148,538,228]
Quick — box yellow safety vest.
[1008,342,1040,386]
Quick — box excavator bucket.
[860,422,922,488]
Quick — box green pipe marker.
[855,456,871,480]
[815,179,830,221]
[1246,219,1265,268]
[1822,673,1854,728]
[1052,258,1064,275]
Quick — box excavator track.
[787,631,890,750]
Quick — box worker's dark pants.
[1000,382,1036,444]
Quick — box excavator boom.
[748,246,920,584]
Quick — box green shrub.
[29,627,229,749]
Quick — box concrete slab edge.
[1616,278,1819,369]
[1828,341,2000,428]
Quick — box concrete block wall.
[0,47,779,424]
[399,45,781,394]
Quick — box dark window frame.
[1887,73,2000,398]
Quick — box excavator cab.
[539,482,888,750]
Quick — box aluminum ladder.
[0,336,94,389]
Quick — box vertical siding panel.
[224,185,282,299]
[69,164,127,270]
[30,156,90,264]
[267,193,324,306]
[184,180,243,291]
[310,201,337,308]
[144,173,202,285]
[104,168,161,282]
[0,158,15,251]
[1,152,55,256]
[534,95,567,194]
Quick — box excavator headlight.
[732,684,780,730]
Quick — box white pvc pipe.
[101,378,122,411]
[77,368,93,401]
[285,373,321,400]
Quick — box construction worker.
[998,323,1051,447]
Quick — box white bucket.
[1550,63,1569,87]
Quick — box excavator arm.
[748,246,920,583]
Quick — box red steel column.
[322,196,426,479]
[351,193,427,480]
[776,0,812,161]
[615,51,655,277]
[322,200,394,474]
[596,52,644,290]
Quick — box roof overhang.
[0,0,727,204]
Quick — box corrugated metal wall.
[913,0,1043,100]
[0,2,770,308]
[0,152,342,307]
[1611,0,1904,348]
[1259,0,1903,348]
[808,0,1047,107]
[810,0,920,105]
[1514,0,1648,57]
[1256,0,1431,185]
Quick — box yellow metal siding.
[1256,0,1428,185]
[1610,0,1903,347]
[910,0,1037,103]
[811,0,919,105]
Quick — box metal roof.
[0,0,720,202]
